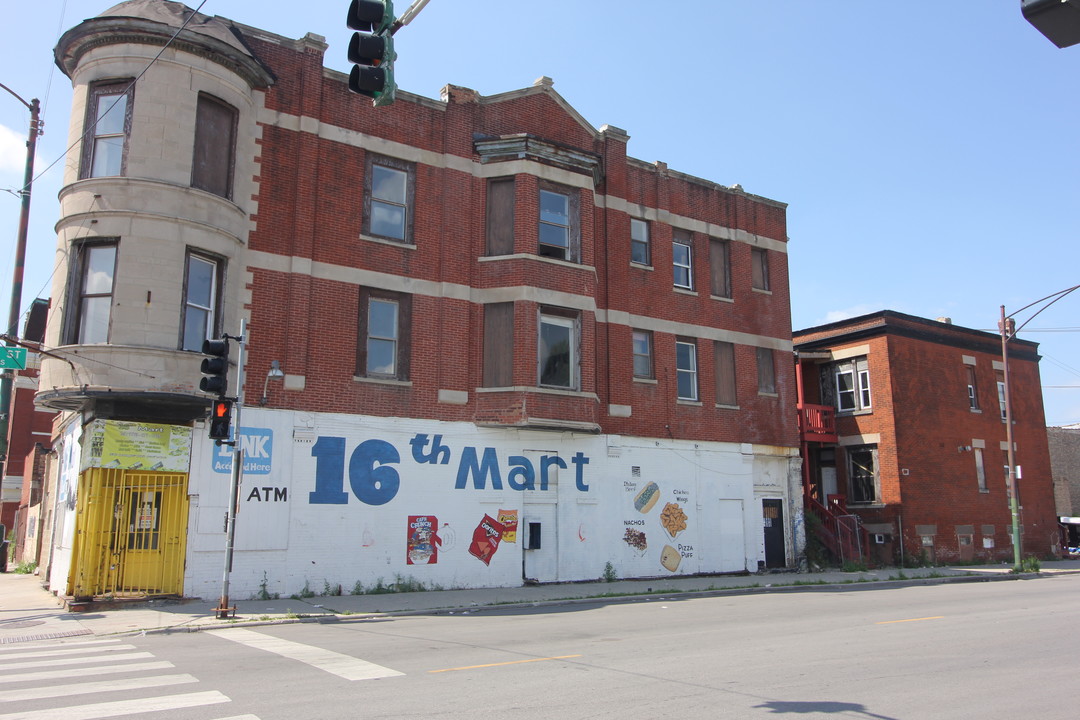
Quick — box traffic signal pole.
[216,319,246,619]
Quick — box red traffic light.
[209,400,233,440]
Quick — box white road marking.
[0,640,122,654]
[0,691,230,720]
[0,644,137,661]
[0,673,198,702]
[0,661,174,685]
[0,651,153,671]
[206,628,404,681]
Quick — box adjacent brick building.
[31,1,799,600]
[794,311,1059,566]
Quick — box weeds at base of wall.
[14,561,37,574]
[841,560,868,573]
[254,572,280,601]
[602,562,617,583]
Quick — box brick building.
[32,1,799,601]
[1,299,53,543]
[794,311,1059,566]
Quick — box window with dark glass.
[364,155,415,243]
[751,248,770,291]
[631,219,650,265]
[81,80,134,178]
[847,445,878,503]
[756,347,776,394]
[181,252,221,351]
[69,242,118,344]
[710,239,731,298]
[714,341,737,406]
[357,287,411,380]
[539,310,578,389]
[191,93,237,199]
[632,329,653,379]
[966,365,980,410]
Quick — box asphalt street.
[1,570,1077,719]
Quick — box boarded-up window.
[751,248,770,291]
[486,178,515,255]
[192,94,237,199]
[710,239,731,298]
[756,347,776,394]
[714,341,737,406]
[483,302,514,387]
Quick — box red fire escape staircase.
[797,402,869,565]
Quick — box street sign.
[0,347,27,370]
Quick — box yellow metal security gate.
[71,469,189,598]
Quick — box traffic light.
[347,0,397,106]
[208,399,234,441]
[200,338,230,397]
[1022,0,1080,49]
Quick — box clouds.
[0,122,27,175]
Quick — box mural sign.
[84,419,191,472]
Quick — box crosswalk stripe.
[211,716,262,720]
[0,661,174,685]
[0,690,230,720]
[0,652,153,671]
[206,629,404,681]
[0,645,137,661]
[0,673,198,703]
[0,640,121,654]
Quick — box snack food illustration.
[623,528,647,552]
[660,544,681,572]
[634,482,660,513]
[660,502,688,538]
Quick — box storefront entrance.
[70,469,189,598]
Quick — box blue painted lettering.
[410,434,451,464]
[506,456,535,491]
[349,439,400,506]
[309,436,349,504]
[455,447,503,490]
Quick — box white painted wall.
[184,408,797,600]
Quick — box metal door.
[71,469,189,598]
[762,498,786,568]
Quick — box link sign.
[0,347,27,370]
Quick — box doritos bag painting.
[468,514,506,566]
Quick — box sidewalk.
[4,560,1079,644]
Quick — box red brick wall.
[241,32,795,449]
[795,313,1058,562]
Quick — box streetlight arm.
[0,82,34,112]
[1007,283,1080,335]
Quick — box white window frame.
[676,339,699,401]
[538,312,578,389]
[673,239,693,289]
[181,252,219,352]
[632,329,653,379]
[366,297,400,377]
[539,189,571,260]
[370,164,409,241]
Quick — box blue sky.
[1,1,1078,425]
